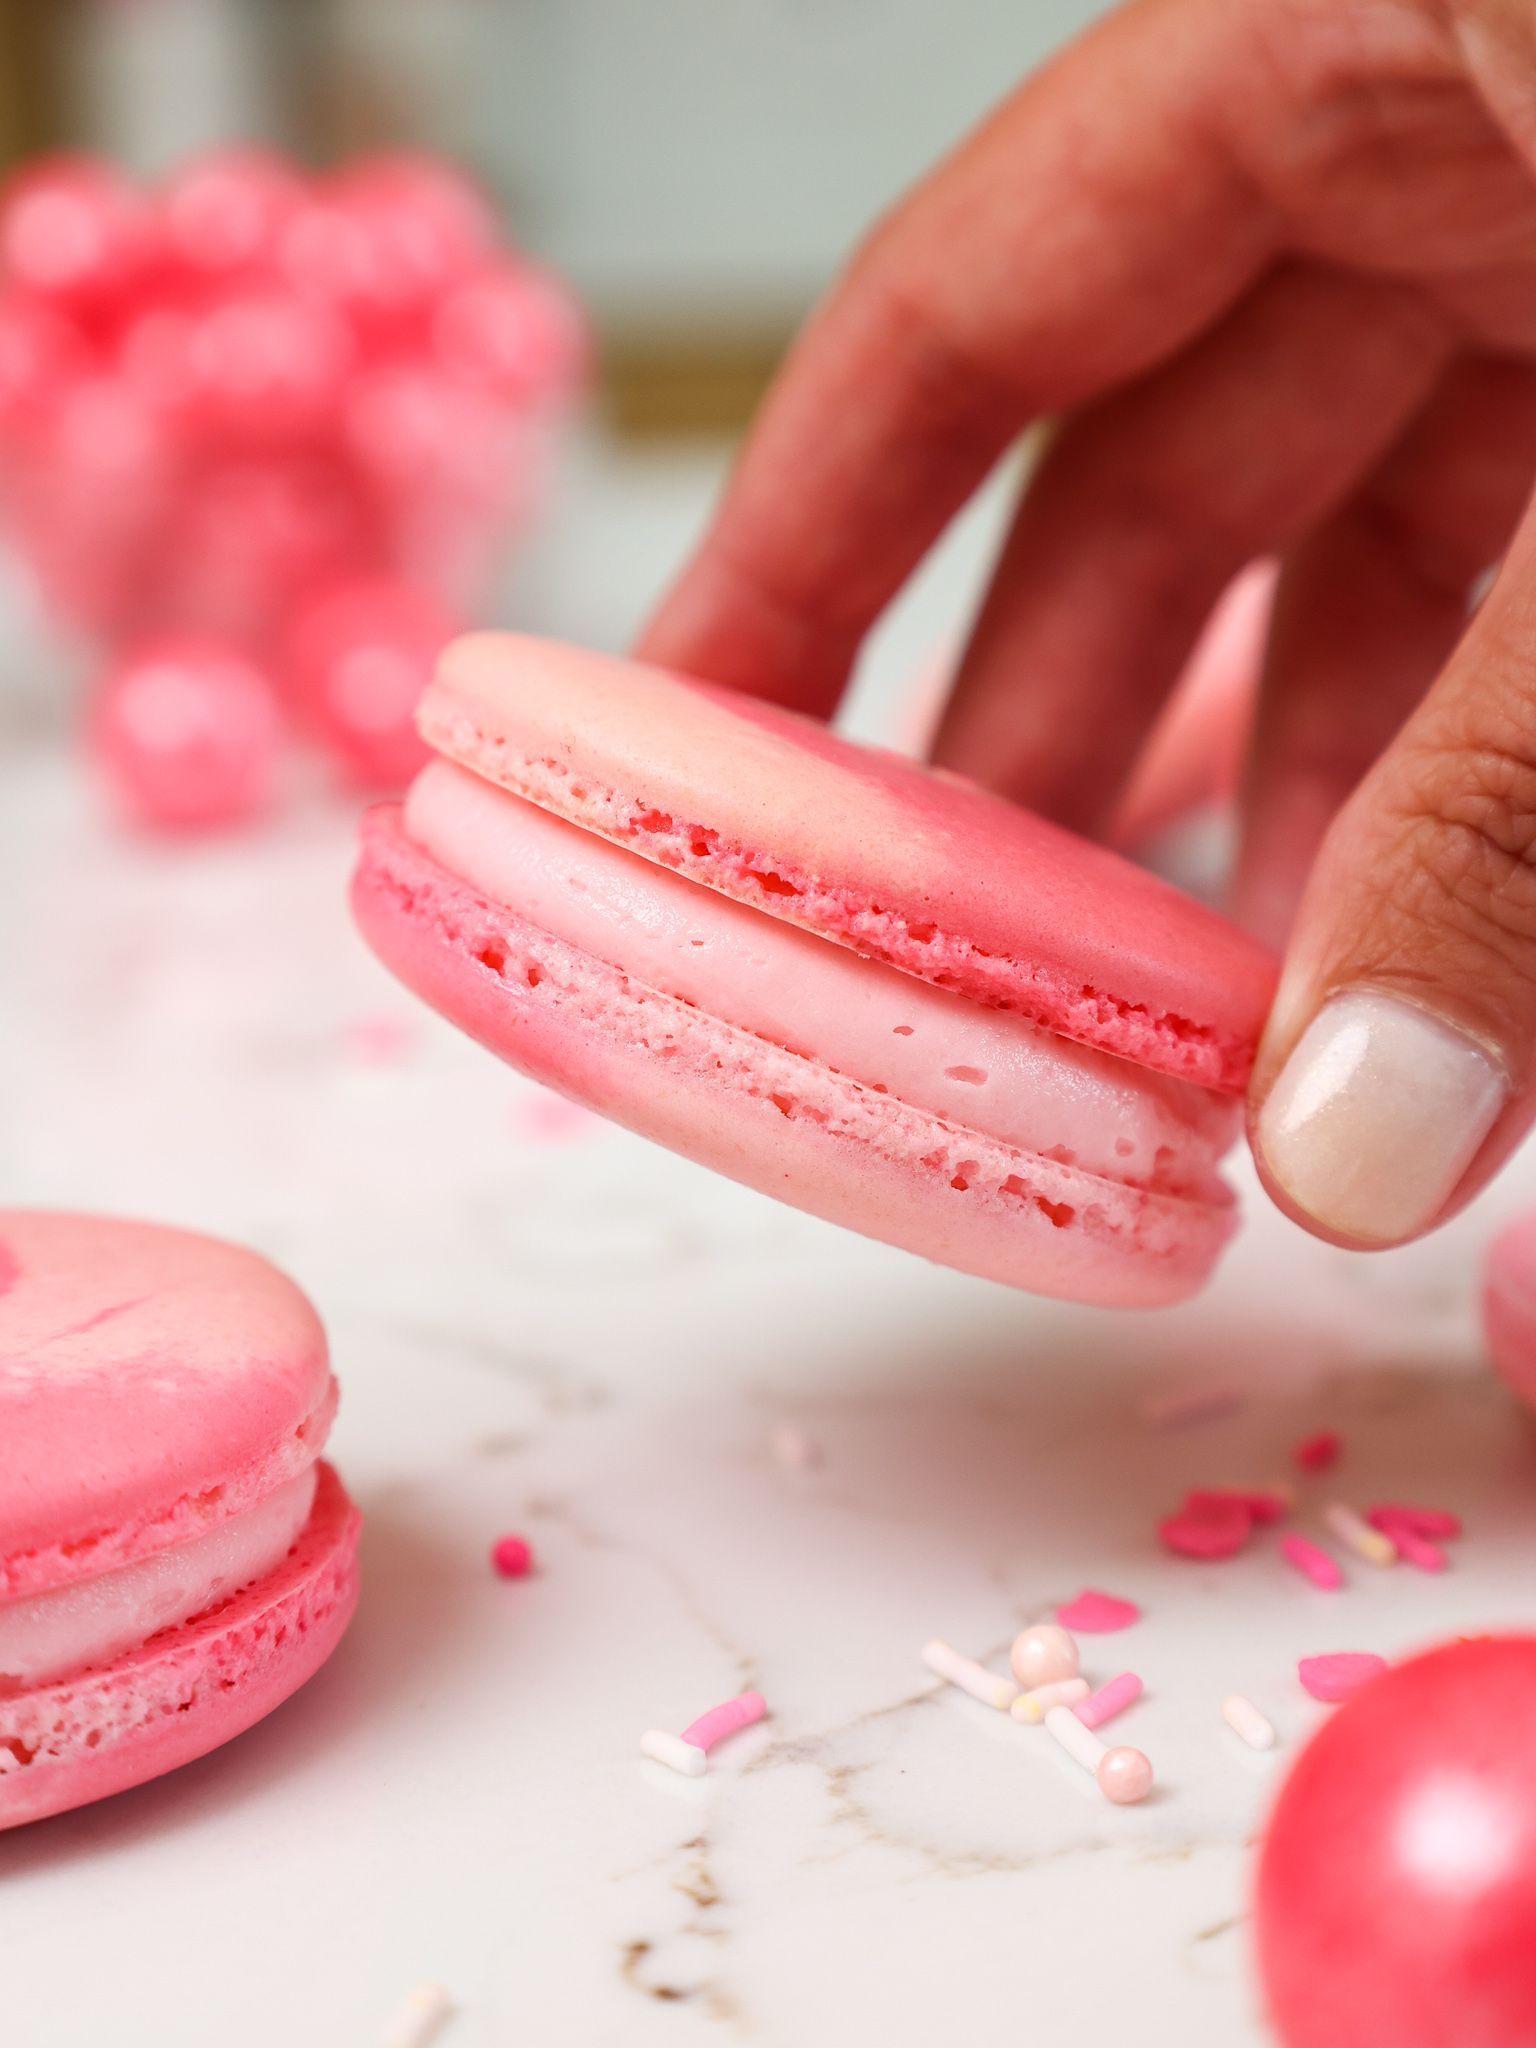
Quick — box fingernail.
[1256,991,1506,1244]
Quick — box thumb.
[1250,521,1536,1248]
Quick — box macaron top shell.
[419,634,1276,1091]
[0,1212,335,1603]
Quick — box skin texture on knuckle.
[1364,717,1536,1037]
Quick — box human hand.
[638,0,1536,1251]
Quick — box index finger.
[636,0,1283,714]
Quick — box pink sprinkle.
[1074,1672,1143,1730]
[1185,1487,1289,1527]
[1159,1495,1251,1560]
[1380,1525,1448,1573]
[1294,1431,1342,1473]
[343,1014,414,1065]
[1281,1534,1344,1591]
[1369,1503,1462,1541]
[491,1534,534,1578]
[680,1691,767,1753]
[1299,1652,1387,1703]
[1056,1589,1141,1633]
[518,1091,598,1143]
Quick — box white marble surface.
[4,446,1536,2048]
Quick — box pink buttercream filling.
[404,761,1238,1196]
[0,1466,318,1693]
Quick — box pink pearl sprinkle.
[1368,1503,1462,1541]
[1056,1589,1141,1634]
[1299,1652,1387,1703]
[680,1691,767,1753]
[491,1534,533,1578]
[1075,1672,1143,1731]
[1281,1534,1344,1591]
[1294,1430,1342,1473]
[1097,1746,1154,1804]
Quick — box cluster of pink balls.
[0,148,586,827]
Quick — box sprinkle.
[1280,1533,1344,1591]
[1222,1695,1276,1750]
[1299,1652,1387,1703]
[681,1691,767,1753]
[922,1638,1019,1711]
[1010,1677,1090,1724]
[1074,1672,1143,1730]
[382,1981,453,2048]
[1056,1589,1141,1633]
[1378,1524,1447,1572]
[639,1729,707,1777]
[1159,1494,1251,1560]
[1138,1377,1243,1429]
[1324,1503,1397,1568]
[1368,1503,1462,1541]
[344,1014,414,1066]
[1294,1430,1342,1473]
[1045,1706,1153,1803]
[490,1534,534,1578]
[770,1424,818,1470]
[1185,1487,1289,1527]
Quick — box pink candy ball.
[433,260,588,404]
[180,289,352,447]
[0,154,148,310]
[159,147,306,282]
[1097,1747,1154,1805]
[89,639,282,830]
[1010,1624,1081,1691]
[285,577,454,789]
[491,1534,533,1579]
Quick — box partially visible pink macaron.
[0,1211,360,1831]
[1484,1209,1536,1406]
[351,634,1276,1306]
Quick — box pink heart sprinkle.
[1159,1496,1251,1560]
[1056,1589,1141,1633]
[1298,1651,1387,1703]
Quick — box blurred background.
[0,0,1119,798]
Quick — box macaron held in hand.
[352,635,1275,1306]
[0,1212,360,1830]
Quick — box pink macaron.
[0,1211,360,1830]
[351,635,1276,1306]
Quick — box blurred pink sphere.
[433,261,587,404]
[283,154,495,334]
[0,155,149,309]
[159,147,306,283]
[89,639,283,829]
[285,577,455,788]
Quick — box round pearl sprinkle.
[490,1534,533,1578]
[1009,1623,1080,1691]
[1098,1746,1155,1805]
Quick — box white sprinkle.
[1010,1676,1091,1724]
[770,1425,818,1470]
[1138,1376,1243,1429]
[1324,1502,1397,1568]
[639,1729,708,1777]
[921,1637,1020,1711]
[1222,1694,1277,1751]
[1044,1702,1107,1773]
[383,1981,453,2048]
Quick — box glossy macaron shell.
[418,633,1276,1091]
[0,1210,335,1602]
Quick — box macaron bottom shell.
[0,1462,359,1831]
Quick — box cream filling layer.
[0,1465,318,1692]
[404,760,1238,1194]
